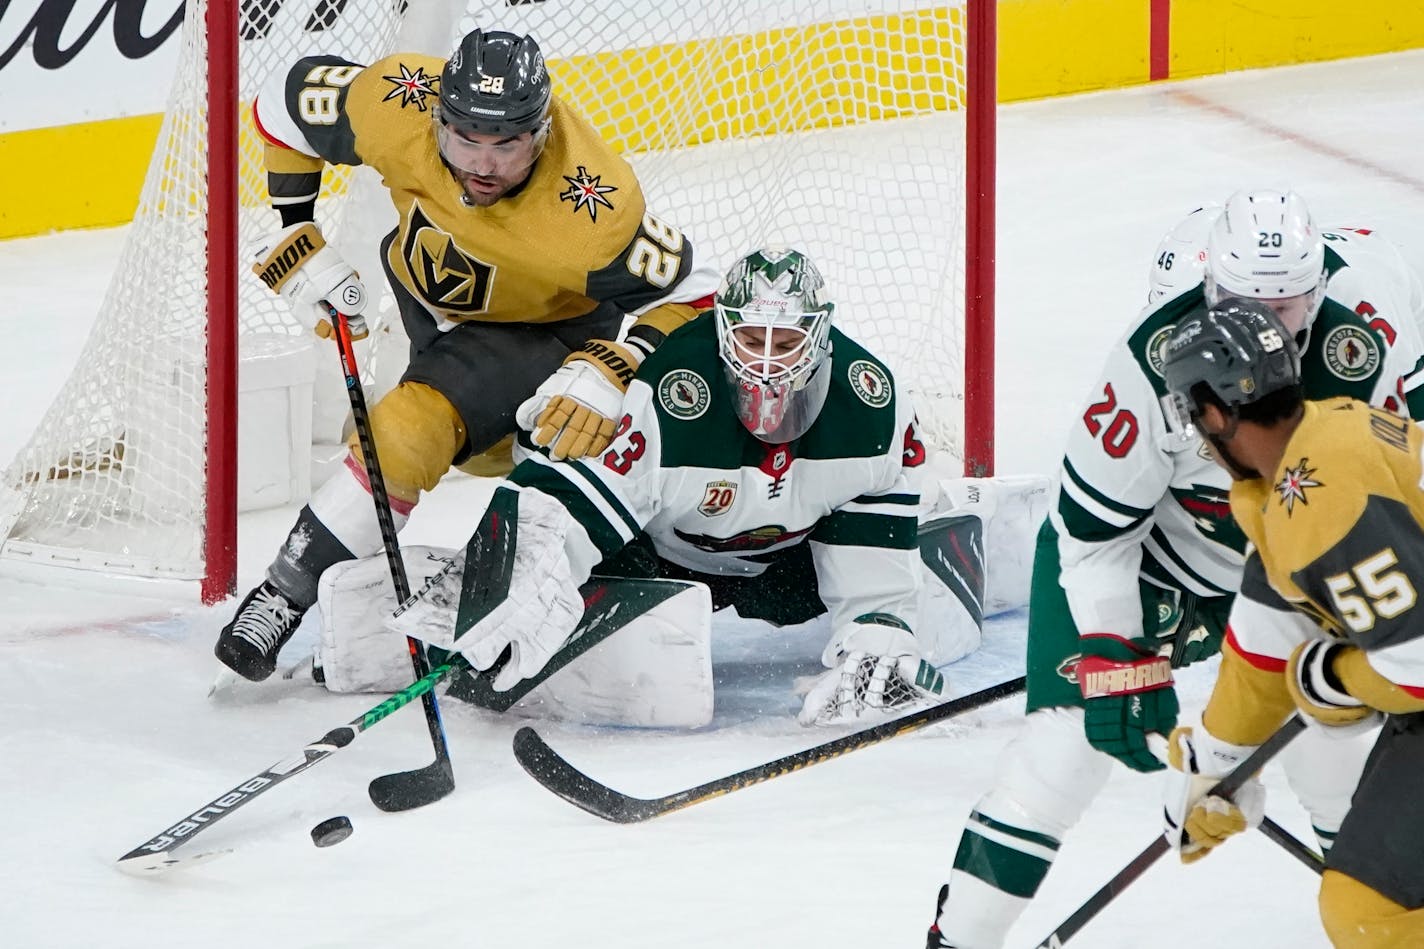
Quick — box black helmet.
[437,29,551,137]
[1163,297,1301,422]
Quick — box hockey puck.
[310,816,353,848]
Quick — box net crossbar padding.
[0,0,993,601]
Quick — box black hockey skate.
[925,884,955,948]
[214,580,307,681]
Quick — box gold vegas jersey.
[252,54,716,335]
[1209,398,1424,743]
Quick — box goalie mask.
[1204,190,1327,346]
[715,248,834,443]
[1162,297,1303,479]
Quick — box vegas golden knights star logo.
[402,201,495,314]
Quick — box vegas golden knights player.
[1160,300,1424,948]
[217,29,717,681]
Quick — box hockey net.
[0,0,992,599]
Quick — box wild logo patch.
[382,63,439,110]
[849,359,892,407]
[1321,324,1380,381]
[559,165,617,221]
[1275,458,1322,514]
[697,480,737,517]
[1056,654,1082,686]
[1145,324,1176,378]
[657,369,710,420]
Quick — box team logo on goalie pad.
[848,360,892,408]
[697,480,737,517]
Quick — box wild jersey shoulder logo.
[1145,324,1175,378]
[381,63,438,110]
[1320,324,1380,381]
[849,359,892,407]
[657,369,710,420]
[1275,458,1322,514]
[559,165,617,221]
[697,480,737,517]
[401,201,495,314]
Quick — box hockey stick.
[1030,715,1307,948]
[325,304,455,812]
[116,655,468,875]
[513,674,1028,823]
[1259,815,1325,875]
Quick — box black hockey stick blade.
[513,674,1027,823]
[1259,815,1324,875]
[368,758,456,813]
[1032,715,1307,947]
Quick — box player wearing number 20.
[926,190,1419,948]
[1159,302,1424,948]
[216,28,717,681]
[388,248,991,727]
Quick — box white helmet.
[714,248,834,443]
[1204,190,1327,340]
[1148,204,1221,304]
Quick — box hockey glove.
[798,620,943,726]
[518,339,640,460]
[1077,634,1178,772]
[1286,640,1382,736]
[1161,723,1265,863]
[252,222,369,339]
[388,487,584,692]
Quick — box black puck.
[310,815,354,848]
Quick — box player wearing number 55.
[216,27,719,682]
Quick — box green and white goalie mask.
[714,248,834,443]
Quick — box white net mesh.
[0,0,973,588]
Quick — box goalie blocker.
[313,473,1048,727]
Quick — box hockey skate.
[214,581,308,681]
[925,884,955,948]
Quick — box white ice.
[6,50,1424,948]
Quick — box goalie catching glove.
[517,339,641,459]
[251,221,369,340]
[1161,722,1265,863]
[798,619,944,726]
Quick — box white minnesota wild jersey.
[1053,281,1404,638]
[509,314,927,634]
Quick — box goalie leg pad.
[318,557,714,728]
[916,513,985,666]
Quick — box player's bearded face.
[436,121,546,206]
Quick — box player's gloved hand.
[798,620,943,726]
[1161,723,1265,863]
[251,221,369,340]
[517,339,640,459]
[387,486,583,692]
[1286,640,1383,736]
[1077,633,1178,772]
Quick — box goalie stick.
[116,656,468,875]
[512,674,1027,823]
[1031,715,1307,948]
